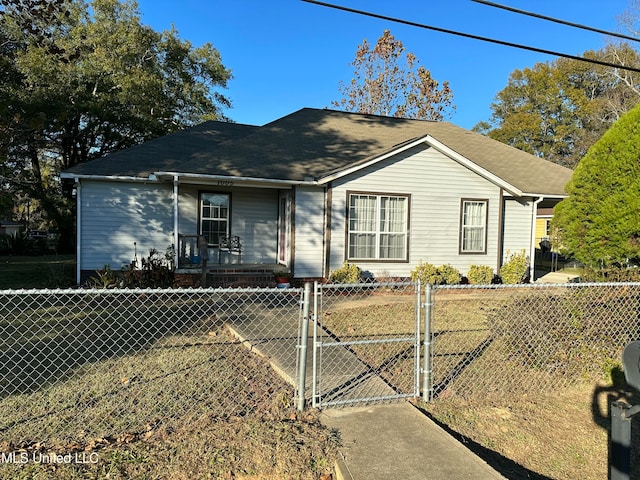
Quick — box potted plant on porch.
[273,268,292,288]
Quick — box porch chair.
[218,235,242,264]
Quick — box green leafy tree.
[332,30,455,120]
[474,45,640,169]
[0,0,232,248]
[552,103,640,267]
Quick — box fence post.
[297,282,311,411]
[422,282,433,403]
[312,281,319,408]
[414,280,422,397]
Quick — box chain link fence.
[1,281,638,446]
[428,282,640,400]
[312,282,420,408]
[0,287,303,446]
[309,281,640,407]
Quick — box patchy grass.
[0,327,338,479]
[0,286,337,480]
[420,380,640,480]
[0,254,76,289]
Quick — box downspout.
[75,179,82,285]
[497,189,504,273]
[530,196,544,282]
[173,176,179,268]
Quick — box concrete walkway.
[535,270,581,283]
[225,300,506,480]
[322,403,505,480]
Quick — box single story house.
[61,108,573,285]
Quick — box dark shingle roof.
[63,108,572,196]
[64,121,259,177]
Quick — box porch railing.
[177,234,207,269]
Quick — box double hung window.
[200,193,230,246]
[347,193,409,261]
[460,199,488,254]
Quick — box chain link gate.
[311,281,423,408]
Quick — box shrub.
[410,260,440,285]
[437,264,462,285]
[329,262,363,283]
[500,250,529,284]
[44,262,76,288]
[410,261,462,285]
[88,264,119,289]
[124,247,175,288]
[552,103,640,267]
[467,264,494,284]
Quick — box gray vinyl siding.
[177,185,279,264]
[502,197,533,264]
[80,180,173,271]
[230,189,278,263]
[293,186,325,278]
[329,144,502,278]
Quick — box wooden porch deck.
[174,264,286,288]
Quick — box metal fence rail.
[312,282,420,408]
[0,287,303,445]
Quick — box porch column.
[75,179,82,285]
[173,175,179,267]
[530,196,544,282]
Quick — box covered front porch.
[167,174,296,287]
[175,233,286,287]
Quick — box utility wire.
[302,0,640,74]
[472,0,640,44]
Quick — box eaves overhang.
[521,192,568,199]
[60,172,150,182]
[61,171,319,188]
[154,171,318,188]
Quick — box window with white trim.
[347,193,409,260]
[460,199,488,254]
[200,192,230,246]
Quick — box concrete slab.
[225,291,506,480]
[535,271,580,283]
[321,403,506,480]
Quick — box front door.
[277,191,291,265]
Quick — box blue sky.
[134,0,630,130]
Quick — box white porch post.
[173,175,179,267]
[530,196,544,282]
[75,179,82,285]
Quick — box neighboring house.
[61,108,573,284]
[535,207,554,251]
[0,220,23,237]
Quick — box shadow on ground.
[417,408,553,480]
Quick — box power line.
[301,0,640,74]
[472,0,640,44]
